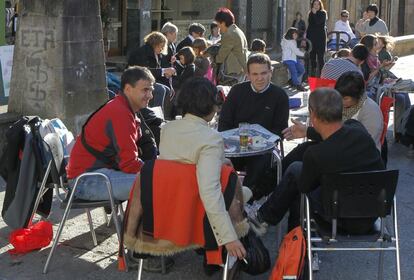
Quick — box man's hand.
[282,118,307,140]
[225,240,246,259]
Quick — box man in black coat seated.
[176,23,206,52]
[253,88,385,234]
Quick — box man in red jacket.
[66,66,154,201]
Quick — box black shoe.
[103,206,112,214]
[287,79,293,86]
[295,84,306,92]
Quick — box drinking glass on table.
[239,123,250,151]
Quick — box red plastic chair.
[379,96,395,145]
[308,77,336,92]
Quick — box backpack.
[269,226,306,280]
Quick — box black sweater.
[218,82,289,136]
[300,120,385,194]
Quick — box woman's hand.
[282,119,307,140]
[225,240,246,259]
[164,67,176,78]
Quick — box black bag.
[137,109,158,161]
[239,229,271,275]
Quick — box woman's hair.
[360,34,377,51]
[161,22,178,35]
[192,38,208,53]
[251,39,266,52]
[284,27,298,40]
[366,4,379,15]
[310,0,325,11]
[143,31,167,48]
[378,35,395,52]
[177,77,221,118]
[335,71,366,100]
[177,46,196,65]
[210,22,218,31]
[214,7,235,27]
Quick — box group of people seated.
[63,4,407,276]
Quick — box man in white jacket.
[330,10,358,48]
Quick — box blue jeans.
[71,168,137,201]
[284,60,305,86]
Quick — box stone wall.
[7,0,108,135]
[393,35,414,57]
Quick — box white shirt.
[332,19,356,41]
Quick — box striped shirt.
[320,58,363,80]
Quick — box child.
[250,38,266,54]
[281,27,305,91]
[208,22,221,45]
[174,46,196,90]
[192,38,214,82]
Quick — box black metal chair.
[33,133,126,274]
[302,169,400,280]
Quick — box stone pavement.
[0,56,413,280]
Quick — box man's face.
[247,63,272,92]
[124,79,154,112]
[192,32,203,39]
[166,32,177,43]
[367,11,376,19]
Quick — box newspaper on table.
[219,124,280,143]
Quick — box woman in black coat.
[127,31,176,83]
[306,0,327,77]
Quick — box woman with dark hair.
[292,12,306,38]
[174,46,196,90]
[306,0,327,77]
[335,71,383,150]
[159,77,248,265]
[281,27,305,91]
[127,31,176,83]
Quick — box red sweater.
[67,94,143,179]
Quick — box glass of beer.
[239,123,250,151]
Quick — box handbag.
[239,229,271,275]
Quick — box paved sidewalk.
[0,56,413,280]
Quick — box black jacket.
[161,42,177,68]
[128,44,163,81]
[176,36,192,52]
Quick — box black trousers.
[231,153,273,200]
[309,49,325,76]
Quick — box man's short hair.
[188,23,206,36]
[161,22,178,35]
[210,21,218,31]
[351,44,369,62]
[251,39,266,52]
[366,4,379,15]
[177,77,221,117]
[121,66,155,91]
[247,53,272,72]
[335,71,365,100]
[309,88,343,122]
[214,8,235,27]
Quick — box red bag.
[9,221,53,255]
[269,226,306,280]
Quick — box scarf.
[342,93,367,121]
[369,17,379,26]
